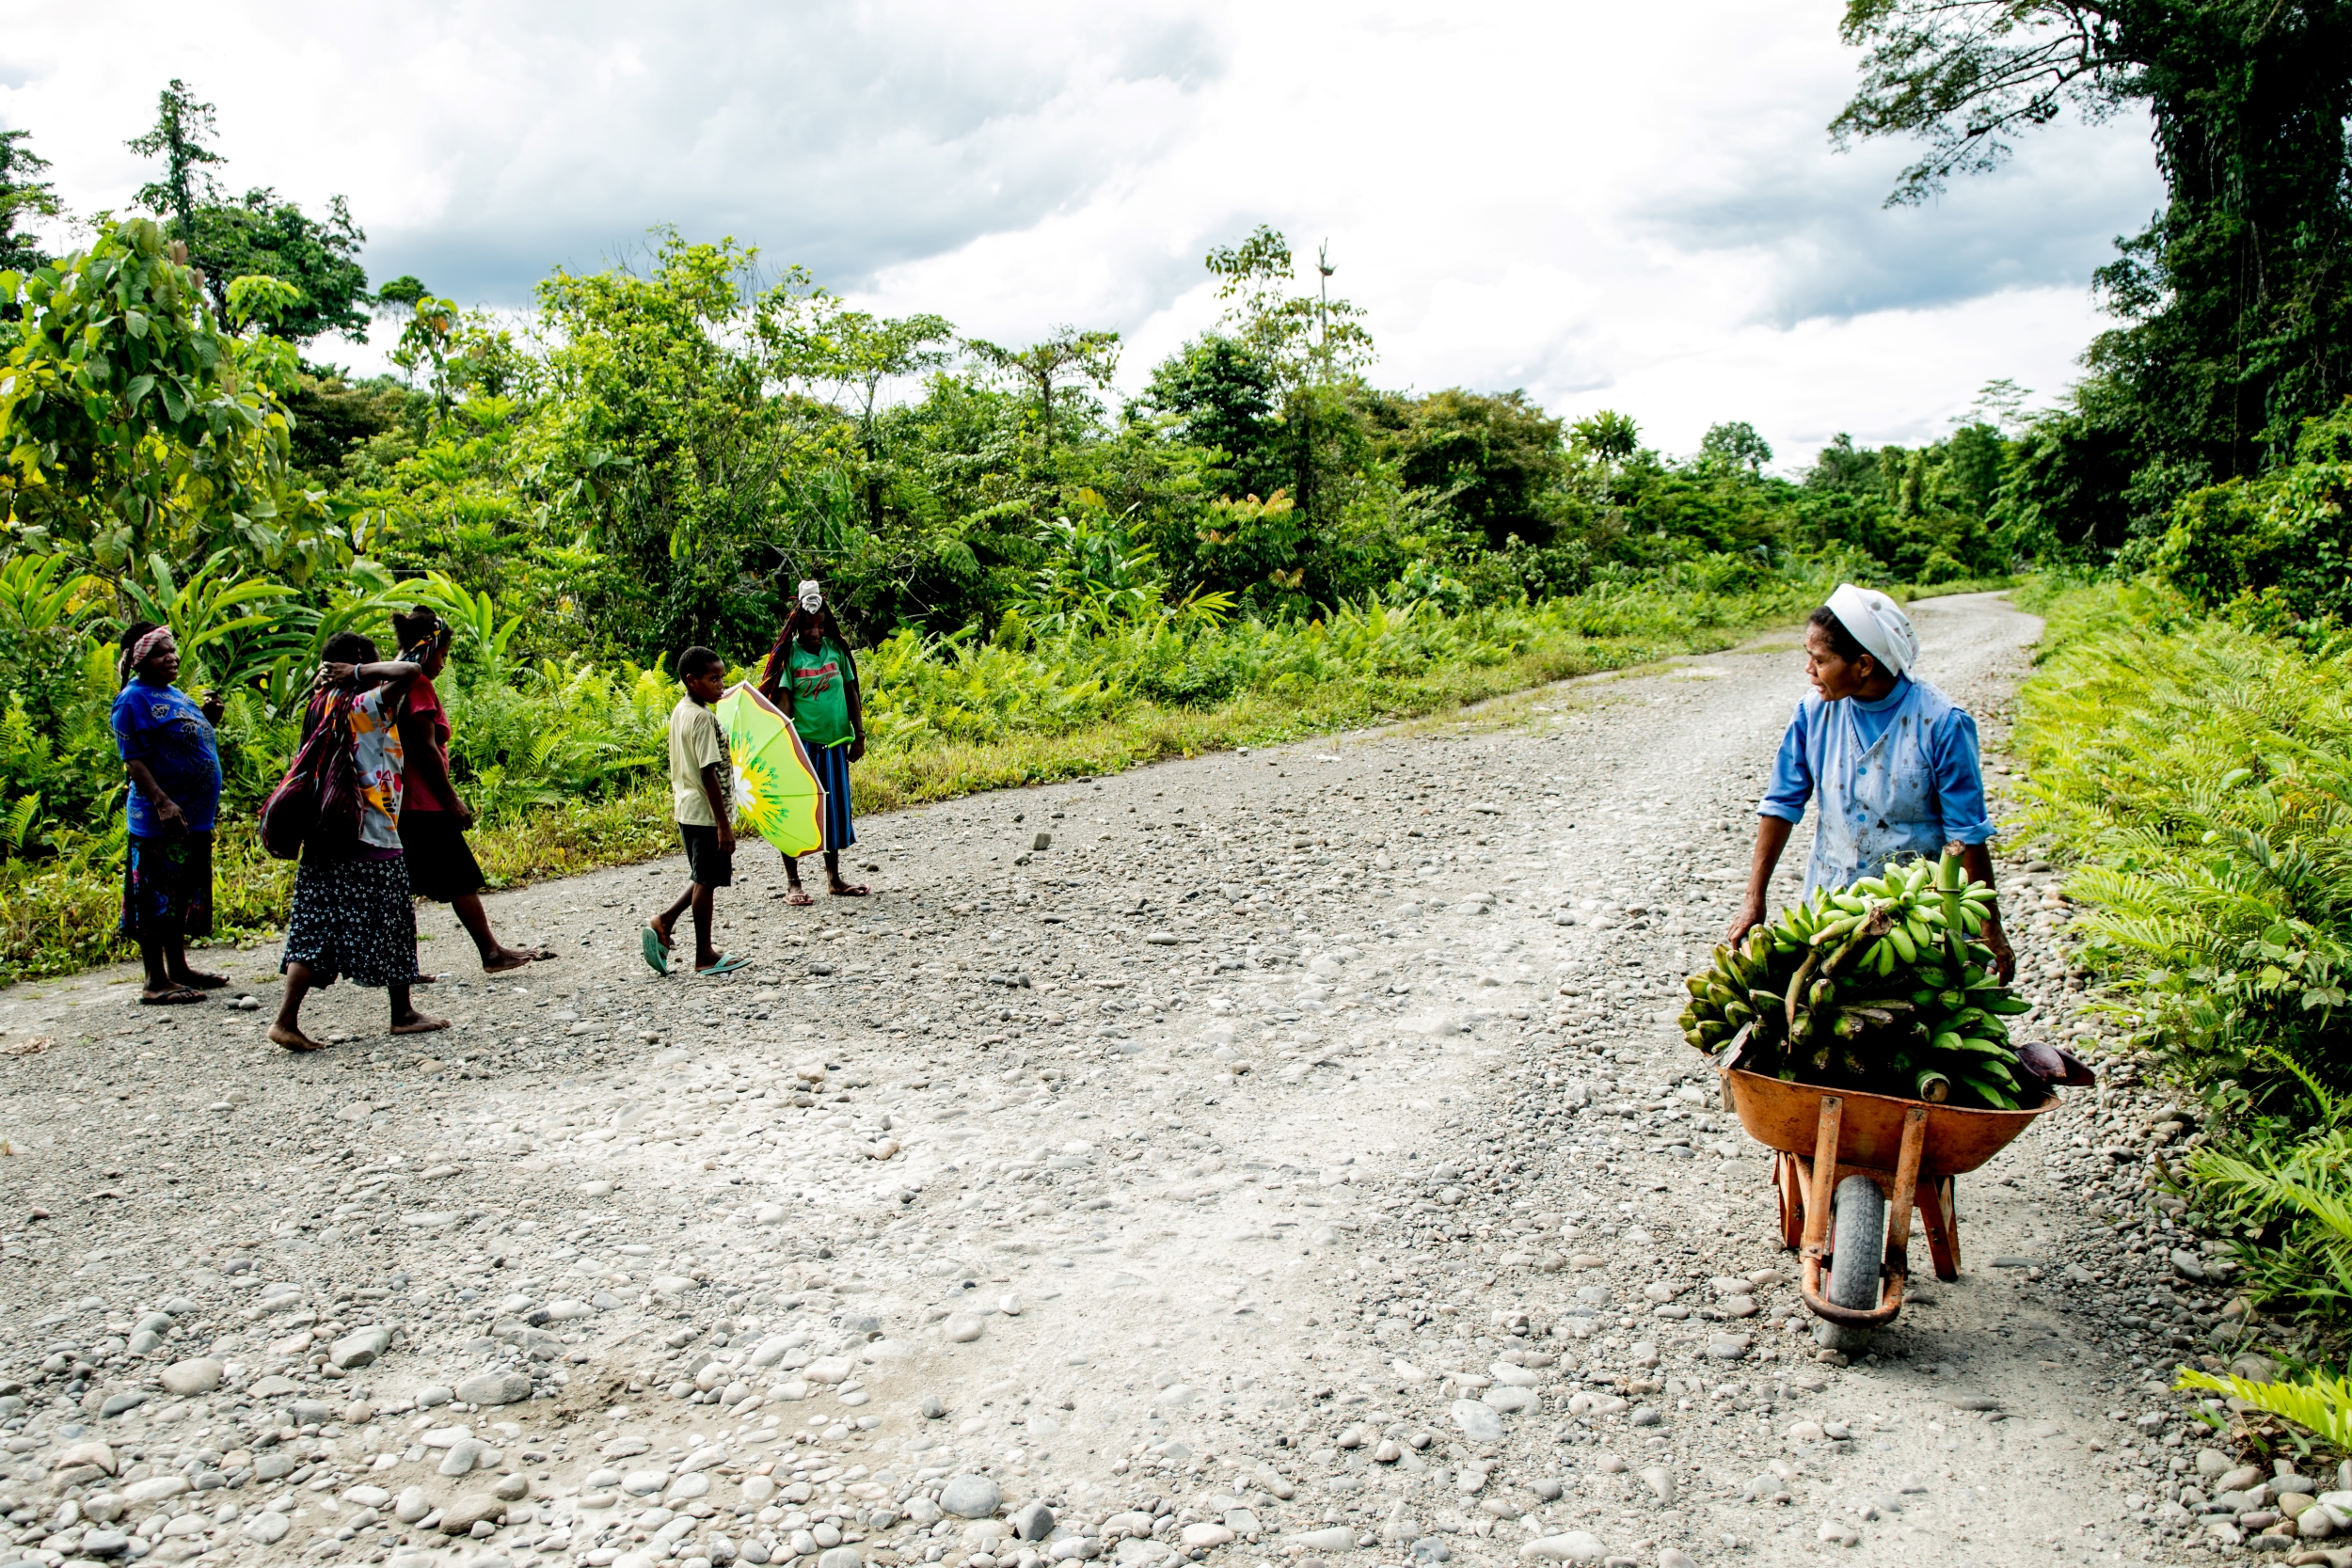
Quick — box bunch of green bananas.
[1678,848,2035,1108]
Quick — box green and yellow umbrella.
[716,683,826,857]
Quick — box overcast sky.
[3,0,2164,467]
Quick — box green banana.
[1674,848,2042,1112]
[1943,1035,2009,1056]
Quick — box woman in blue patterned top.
[1726,585,2014,981]
[111,622,230,1004]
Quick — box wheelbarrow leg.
[1799,1096,1842,1302]
[1774,1152,1805,1251]
[1881,1104,1929,1294]
[1916,1174,1961,1282]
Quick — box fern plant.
[2187,1057,2352,1316]
[2013,610,2352,1101]
[2174,1365,2352,1449]
[2015,589,2352,1330]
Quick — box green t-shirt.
[787,638,856,748]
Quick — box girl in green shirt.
[758,581,869,902]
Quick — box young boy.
[644,646,746,975]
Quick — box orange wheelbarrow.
[1717,1050,2058,1342]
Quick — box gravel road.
[0,591,2303,1568]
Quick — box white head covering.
[1825,583,1918,678]
[797,580,822,612]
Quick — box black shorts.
[679,823,733,887]
[398,812,486,902]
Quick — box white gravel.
[0,593,2309,1568]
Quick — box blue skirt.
[808,742,857,853]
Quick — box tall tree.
[1699,420,1773,475]
[126,83,369,340]
[1202,226,1375,533]
[127,80,226,274]
[794,309,955,446]
[534,233,821,657]
[1132,333,1284,499]
[964,326,1120,457]
[0,128,60,276]
[1380,388,1570,549]
[1833,1,2352,490]
[191,189,371,342]
[0,218,341,585]
[1568,410,1641,464]
[786,309,954,531]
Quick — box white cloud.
[1,0,2162,462]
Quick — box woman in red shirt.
[390,608,555,976]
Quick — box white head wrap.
[1825,583,1918,678]
[797,580,822,612]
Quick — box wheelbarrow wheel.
[1814,1175,1884,1354]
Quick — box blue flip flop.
[698,953,750,976]
[641,925,670,976]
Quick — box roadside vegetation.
[2009,407,2352,1455]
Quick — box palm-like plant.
[0,556,102,634]
[118,551,301,690]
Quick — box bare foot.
[648,915,675,949]
[390,1012,451,1035]
[139,986,206,1006]
[267,1022,328,1052]
[171,968,230,989]
[484,944,559,974]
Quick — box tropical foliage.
[2012,572,2352,1389]
[1837,1,2352,566]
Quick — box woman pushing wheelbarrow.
[1693,587,2094,1350]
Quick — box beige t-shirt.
[668,696,729,826]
